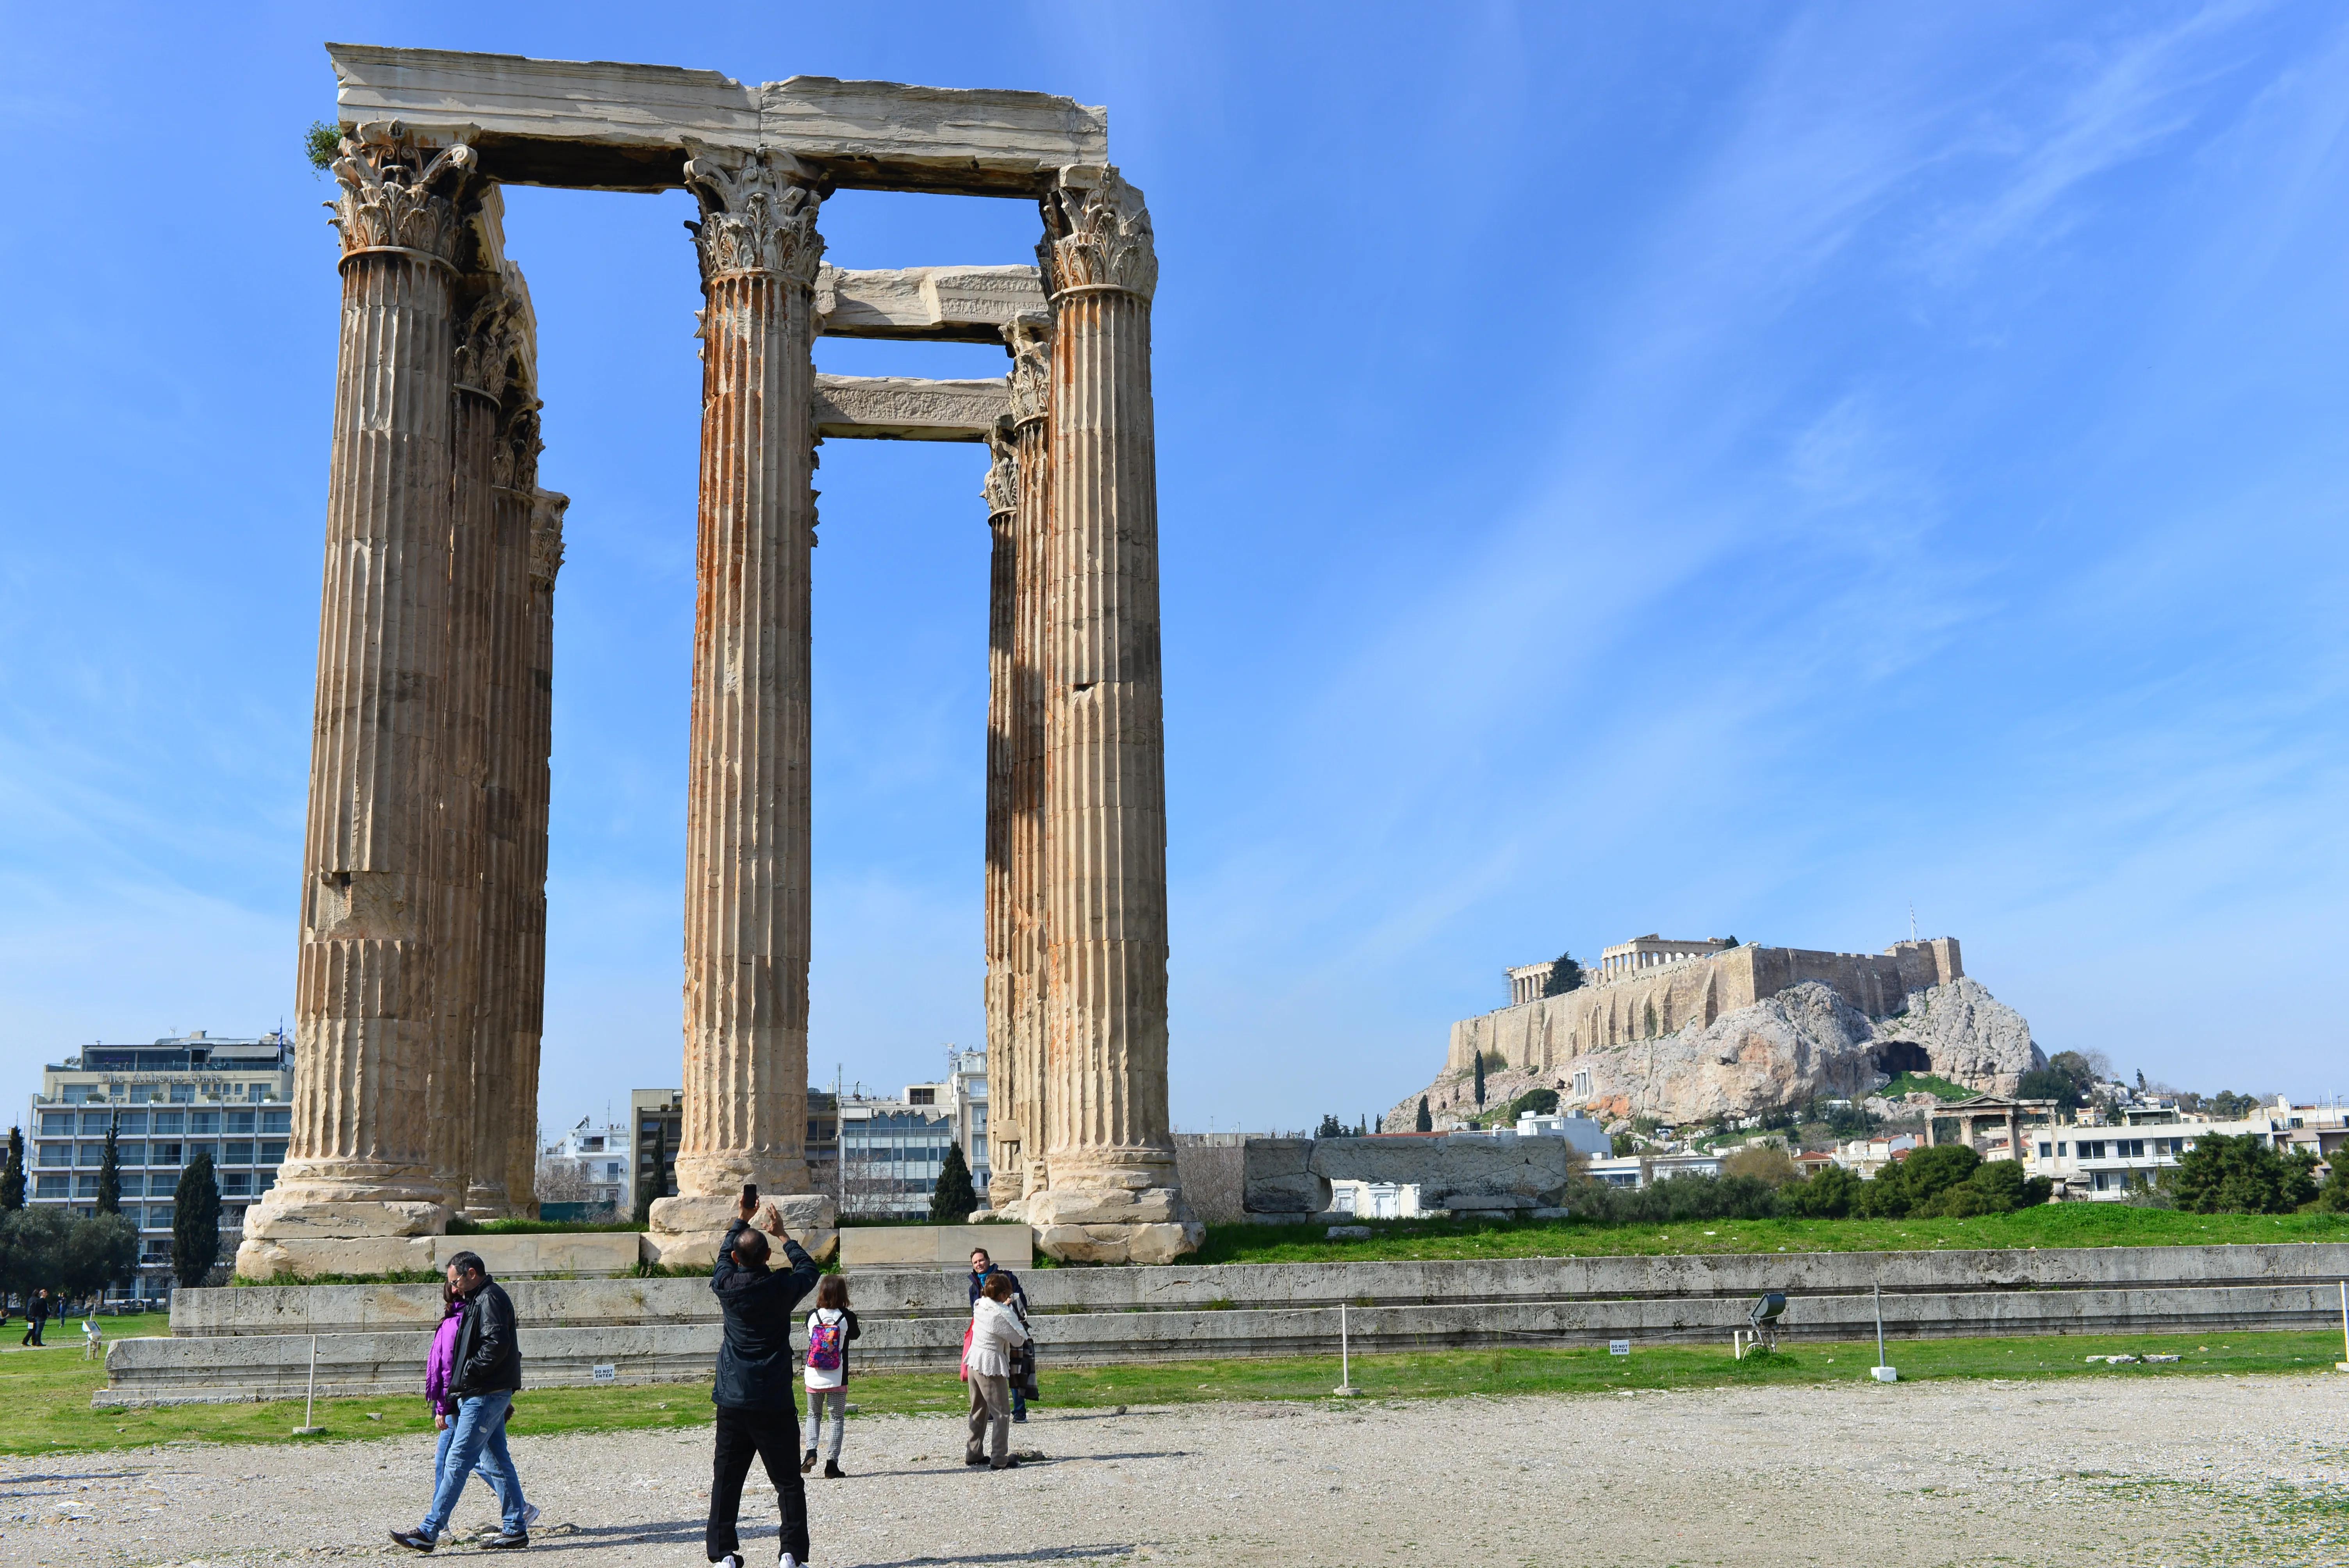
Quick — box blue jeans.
[433,1411,510,1515]
[419,1391,526,1539]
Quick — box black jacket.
[711,1222,820,1410]
[450,1278,522,1397]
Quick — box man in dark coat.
[19,1288,47,1347]
[394,1252,533,1552]
[707,1197,822,1568]
[968,1247,1032,1420]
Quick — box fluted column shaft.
[668,148,823,1209]
[506,490,563,1215]
[269,134,478,1216]
[981,426,1019,1208]
[1027,169,1189,1254]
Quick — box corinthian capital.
[326,123,478,265]
[494,405,542,492]
[983,421,1019,519]
[1039,166,1156,303]
[529,491,569,588]
[454,286,524,403]
[682,143,824,287]
[1002,313,1054,428]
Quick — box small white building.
[1330,1180,1423,1218]
[1584,1152,1724,1190]
[1514,1112,1613,1158]
[541,1119,634,1213]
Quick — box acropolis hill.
[1387,935,2046,1130]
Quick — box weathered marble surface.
[328,44,1107,194]
[812,373,1010,441]
[817,264,1046,340]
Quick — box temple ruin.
[238,44,1198,1277]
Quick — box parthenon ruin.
[237,44,1198,1277]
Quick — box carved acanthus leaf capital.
[326,125,478,265]
[529,490,569,588]
[454,287,523,403]
[494,405,542,492]
[682,143,824,287]
[1003,313,1054,427]
[1039,165,1156,303]
[984,421,1019,519]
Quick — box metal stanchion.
[1870,1282,1898,1383]
[1333,1303,1358,1397]
[293,1334,325,1434]
[2336,1280,2348,1373]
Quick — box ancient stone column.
[651,143,836,1259]
[1025,167,1198,1264]
[241,127,479,1277]
[981,421,1019,1211]
[991,315,1055,1213]
[436,265,517,1216]
[504,486,565,1216]
[470,306,544,1220]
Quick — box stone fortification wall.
[1446,937,1961,1076]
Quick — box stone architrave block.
[816,265,1048,342]
[1239,1139,1329,1215]
[327,45,1107,195]
[812,374,1010,442]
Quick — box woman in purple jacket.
[425,1283,533,1541]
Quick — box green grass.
[1878,1071,1979,1101]
[10,1319,2343,1456]
[1195,1204,2349,1264]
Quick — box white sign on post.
[1609,1340,1630,1357]
[591,1363,618,1383]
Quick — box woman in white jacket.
[963,1272,1030,1470]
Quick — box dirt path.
[5,1373,2345,1566]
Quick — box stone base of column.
[643,1192,838,1269]
[1025,1179,1201,1264]
[232,1195,452,1281]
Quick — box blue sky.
[3,2,2345,1140]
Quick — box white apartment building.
[836,1048,990,1219]
[2018,1097,2340,1199]
[24,1030,295,1303]
[540,1119,633,1215]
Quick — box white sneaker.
[720,1556,743,1568]
[780,1556,800,1568]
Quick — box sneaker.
[781,1556,800,1568]
[389,1529,436,1552]
[1012,1413,1027,1424]
[965,1452,987,1466]
[990,1456,1021,1471]
[720,1556,744,1568]
[477,1530,529,1550]
[823,1460,845,1479]
[801,1450,818,1475]
[522,1504,541,1531]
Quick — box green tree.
[1473,1051,1486,1107]
[1720,1145,1798,1187]
[0,1205,70,1307]
[1315,1114,1347,1139]
[1610,1131,1635,1157]
[1782,1162,1861,1218]
[0,1126,23,1211]
[633,1121,668,1226]
[928,1140,977,1222]
[173,1152,222,1288]
[1540,951,1584,997]
[1414,1097,1432,1133]
[97,1118,121,1216]
[1500,1088,1559,1123]
[2164,1133,2318,1214]
[1643,1000,1658,1037]
[62,1213,139,1310]
[304,119,340,171]
[2015,1065,2084,1110]
[2203,1090,2260,1121]
[2315,1158,2349,1214]
[1857,1144,1983,1218]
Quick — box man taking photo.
[394,1251,531,1551]
[707,1194,821,1568]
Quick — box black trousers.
[707,1403,807,1563]
[20,1317,43,1347]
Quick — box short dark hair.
[982,1272,1015,1302]
[446,1251,487,1281]
[733,1228,770,1267]
[970,1247,991,1265]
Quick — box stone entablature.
[1452,937,1963,1078]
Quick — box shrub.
[1856,1144,1980,1218]
[1500,1088,1559,1123]
[1720,1145,1798,1187]
[2164,1133,2319,1215]
[1782,1162,1860,1218]
[2315,1159,2349,1214]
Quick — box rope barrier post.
[293,1334,325,1434]
[1333,1302,1358,1397]
[1870,1281,1898,1383]
[2336,1279,2348,1373]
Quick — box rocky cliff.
[1385,978,2044,1131]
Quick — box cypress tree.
[1473,1050,1486,1107]
[173,1151,222,1288]
[1415,1096,1432,1133]
[632,1121,666,1227]
[1,1126,24,1210]
[97,1117,121,1215]
[928,1140,977,1222]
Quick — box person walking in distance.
[19,1288,47,1347]
[800,1275,859,1479]
[392,1253,532,1552]
[964,1272,1030,1470]
[966,1248,1032,1421]
[705,1193,822,1568]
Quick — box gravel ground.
[5,1374,2347,1567]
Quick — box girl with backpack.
[800,1275,858,1479]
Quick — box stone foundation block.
[1034,1221,1202,1265]
[241,1200,451,1241]
[645,1193,838,1269]
[1024,1185,1185,1228]
[234,1235,438,1281]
